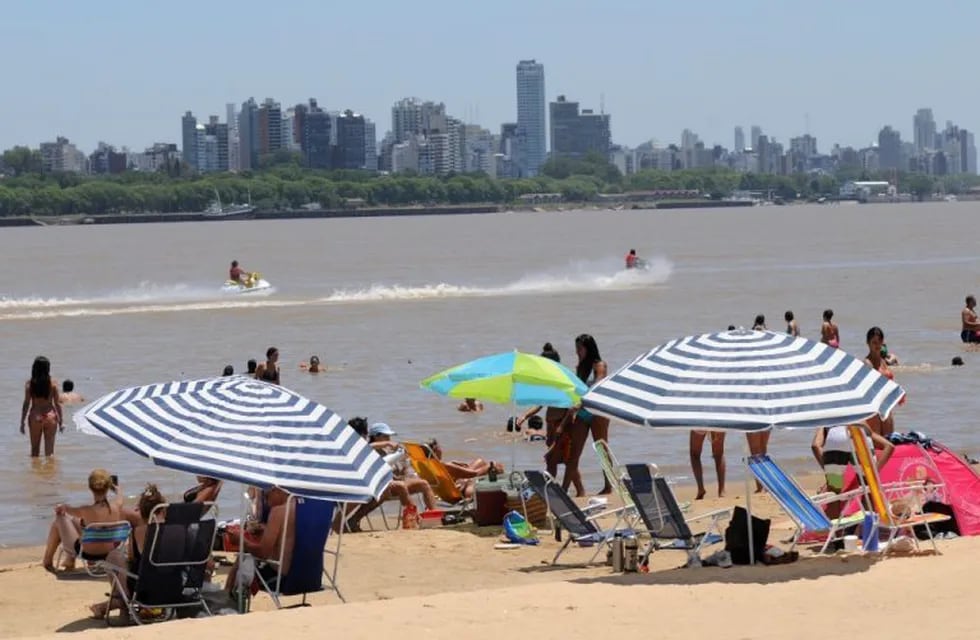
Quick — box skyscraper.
[877,126,902,171]
[181,111,198,169]
[334,110,367,170]
[734,126,745,153]
[914,108,936,153]
[515,59,546,176]
[750,125,762,152]
[237,98,259,170]
[549,95,611,159]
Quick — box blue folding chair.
[256,496,344,606]
[748,454,865,553]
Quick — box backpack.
[724,506,770,565]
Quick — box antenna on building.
[600,92,605,115]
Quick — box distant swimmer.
[458,398,484,412]
[60,379,85,405]
[961,295,980,344]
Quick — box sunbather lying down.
[427,438,503,498]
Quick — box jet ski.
[222,272,272,294]
[625,258,651,271]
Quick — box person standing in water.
[558,334,613,496]
[821,309,840,348]
[961,295,980,344]
[785,310,800,337]
[254,347,281,385]
[21,356,63,457]
[752,314,767,331]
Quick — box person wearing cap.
[367,423,437,529]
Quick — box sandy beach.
[3,474,976,640]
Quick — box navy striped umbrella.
[582,330,906,431]
[74,375,391,503]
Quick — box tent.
[842,438,980,536]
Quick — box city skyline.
[2,0,978,152]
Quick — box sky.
[2,0,977,153]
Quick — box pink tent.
[842,440,980,536]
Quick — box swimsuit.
[820,426,855,492]
[961,330,980,344]
[259,366,279,383]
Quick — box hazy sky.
[2,0,976,152]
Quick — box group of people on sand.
[42,469,224,619]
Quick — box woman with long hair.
[558,334,613,496]
[254,346,281,385]
[20,356,63,457]
[864,326,899,437]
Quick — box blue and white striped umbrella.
[582,330,906,432]
[74,375,391,503]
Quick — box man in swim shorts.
[229,260,244,283]
[961,295,980,343]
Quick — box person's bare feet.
[695,489,706,500]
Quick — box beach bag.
[503,511,539,545]
[724,506,770,565]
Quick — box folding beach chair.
[621,464,730,567]
[54,520,132,578]
[848,425,951,554]
[592,440,639,527]
[110,502,218,625]
[255,496,344,606]
[402,441,475,511]
[523,470,629,565]
[747,454,866,553]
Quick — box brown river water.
[1,202,978,546]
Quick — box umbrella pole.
[744,438,755,566]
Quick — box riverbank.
[2,471,976,639]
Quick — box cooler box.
[474,481,508,527]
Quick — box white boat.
[203,188,255,219]
[222,273,272,295]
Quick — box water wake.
[0,256,672,320]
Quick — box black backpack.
[724,506,770,565]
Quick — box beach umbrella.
[581,329,906,563]
[420,350,588,407]
[74,375,392,503]
[582,329,905,431]
[420,350,589,478]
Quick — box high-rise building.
[515,59,546,176]
[334,110,367,170]
[914,108,936,153]
[877,126,902,171]
[391,98,448,143]
[549,95,611,159]
[301,101,332,170]
[237,98,259,170]
[750,125,762,151]
[181,111,198,169]
[258,98,283,156]
[734,126,745,153]
[463,124,495,176]
[88,142,128,175]
[40,136,86,173]
[364,119,377,172]
[204,116,229,172]
[226,103,240,172]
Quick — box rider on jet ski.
[625,249,638,269]
[229,260,245,283]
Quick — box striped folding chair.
[56,520,132,577]
[748,454,865,553]
[847,425,950,553]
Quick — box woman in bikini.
[20,356,63,457]
[820,309,840,348]
[42,469,135,573]
[515,343,569,479]
[254,346,281,385]
[558,334,613,496]
[864,326,901,437]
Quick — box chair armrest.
[812,488,864,505]
[585,505,630,522]
[685,507,731,524]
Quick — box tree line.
[0,146,974,217]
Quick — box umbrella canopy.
[74,375,391,503]
[420,350,588,407]
[582,330,906,432]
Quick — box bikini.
[259,365,279,383]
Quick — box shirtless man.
[961,295,980,344]
[229,260,244,284]
[225,486,295,594]
[60,380,85,405]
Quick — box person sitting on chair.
[426,438,503,499]
[225,486,296,596]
